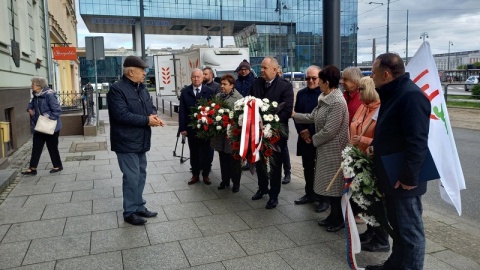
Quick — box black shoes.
[294,194,315,205]
[326,222,345,232]
[124,214,147,225]
[361,240,390,252]
[281,174,291,184]
[21,168,37,176]
[266,198,278,209]
[318,217,344,232]
[137,208,158,218]
[360,229,375,243]
[365,263,388,270]
[317,217,332,227]
[50,167,63,173]
[315,201,330,213]
[251,190,267,200]
[218,181,230,190]
[232,185,240,193]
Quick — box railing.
[57,92,85,113]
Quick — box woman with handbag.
[22,76,63,175]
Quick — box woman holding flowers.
[292,65,349,232]
[350,76,390,252]
[210,74,244,192]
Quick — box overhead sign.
[52,47,77,60]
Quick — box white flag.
[406,41,466,215]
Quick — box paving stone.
[150,181,192,193]
[64,212,118,235]
[230,226,296,255]
[116,209,168,227]
[163,202,212,220]
[175,188,220,203]
[23,192,72,208]
[4,261,55,270]
[193,213,250,236]
[430,249,480,269]
[23,233,90,265]
[42,200,92,220]
[59,165,95,175]
[222,252,293,270]
[0,224,9,242]
[93,178,122,188]
[203,197,253,215]
[276,243,348,269]
[0,241,30,269]
[79,159,111,166]
[0,206,44,225]
[53,180,93,193]
[94,164,122,173]
[113,184,154,197]
[236,208,292,228]
[180,262,225,270]
[146,218,202,244]
[91,226,149,254]
[55,251,122,270]
[244,196,290,210]
[92,197,123,213]
[123,241,190,270]
[2,218,65,243]
[77,171,112,181]
[180,234,246,266]
[8,184,54,197]
[162,172,195,183]
[275,204,321,222]
[276,220,342,246]
[36,174,77,185]
[423,253,457,270]
[71,187,114,201]
[0,196,28,209]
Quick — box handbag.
[34,115,57,135]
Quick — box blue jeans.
[116,152,147,218]
[385,196,425,270]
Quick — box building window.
[0,0,10,47]
[17,0,31,56]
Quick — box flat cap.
[123,56,149,68]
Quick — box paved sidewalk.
[0,109,479,270]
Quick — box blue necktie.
[195,88,200,96]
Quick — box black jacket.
[372,73,431,197]
[294,86,321,156]
[178,84,215,135]
[107,76,156,153]
[235,72,255,97]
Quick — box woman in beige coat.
[293,65,350,232]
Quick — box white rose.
[211,103,216,107]
[205,107,210,111]
[197,124,201,129]
[272,101,278,107]
[238,114,244,126]
[215,116,222,121]
[216,126,222,130]
[229,111,234,119]
[198,106,202,110]
[201,117,207,123]
[225,109,230,112]
[193,113,197,117]
[218,109,224,114]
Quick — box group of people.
[22,53,430,270]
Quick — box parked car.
[465,75,479,91]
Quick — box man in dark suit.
[292,65,329,212]
[178,69,215,185]
[366,53,431,270]
[249,56,294,209]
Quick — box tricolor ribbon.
[239,98,263,163]
[342,176,362,270]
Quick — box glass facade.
[79,0,357,72]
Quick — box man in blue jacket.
[235,60,255,97]
[178,69,215,185]
[107,56,165,226]
[249,56,294,209]
[366,53,431,270]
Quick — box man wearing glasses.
[107,56,165,226]
[234,60,255,97]
[292,66,330,212]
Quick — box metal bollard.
[162,99,165,114]
[169,101,173,117]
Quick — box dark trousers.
[301,142,316,197]
[327,196,343,225]
[188,135,211,177]
[281,144,291,176]
[218,151,241,187]
[29,131,62,168]
[116,152,147,218]
[256,145,282,199]
[384,196,425,270]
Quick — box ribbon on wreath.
[239,98,263,163]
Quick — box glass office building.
[80,0,358,72]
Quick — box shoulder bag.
[34,100,57,135]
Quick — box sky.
[76,0,480,65]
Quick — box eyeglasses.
[305,77,318,81]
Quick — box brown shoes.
[203,176,211,185]
[188,176,199,185]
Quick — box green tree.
[457,62,480,70]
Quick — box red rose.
[222,115,229,121]
[201,106,206,111]
[203,125,209,131]
[207,118,213,125]
[208,101,212,105]
[197,114,202,120]
[232,141,240,150]
[264,148,273,157]
[232,128,241,136]
[270,136,280,144]
[214,104,220,110]
[208,110,215,115]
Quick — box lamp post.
[447,41,453,70]
[368,1,388,52]
[275,0,288,60]
[350,23,358,66]
[140,0,146,61]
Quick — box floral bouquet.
[227,96,285,172]
[188,97,233,140]
[341,145,396,238]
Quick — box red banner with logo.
[52,47,77,60]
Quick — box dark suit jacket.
[178,84,215,135]
[294,86,321,156]
[372,73,431,197]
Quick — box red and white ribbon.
[239,97,263,163]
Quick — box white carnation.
[211,103,216,107]
[216,126,222,130]
[261,105,269,112]
[215,116,222,121]
[229,111,234,119]
[218,109,224,114]
[198,106,202,110]
[201,117,207,123]
[272,101,278,107]
[197,124,201,129]
[205,107,210,111]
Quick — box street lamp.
[350,23,359,66]
[275,0,288,61]
[447,41,453,70]
[368,1,389,52]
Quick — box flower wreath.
[188,97,233,140]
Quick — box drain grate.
[65,155,95,161]
[69,141,107,153]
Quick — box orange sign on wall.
[52,47,77,60]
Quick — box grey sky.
[76,0,480,65]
